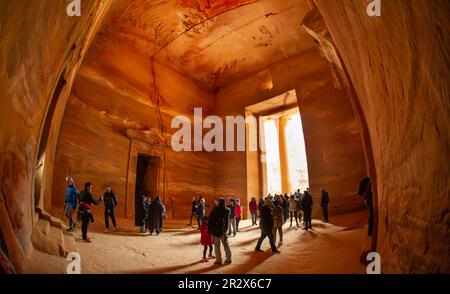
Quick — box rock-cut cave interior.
[0,0,449,274]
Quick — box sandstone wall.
[299,80,367,215]
[315,0,450,273]
[215,48,367,217]
[0,0,111,272]
[52,31,216,220]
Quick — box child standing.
[200,216,214,262]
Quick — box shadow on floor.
[122,260,204,274]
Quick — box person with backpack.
[64,176,79,232]
[302,188,313,230]
[200,216,214,262]
[320,187,330,223]
[249,197,258,226]
[78,182,102,242]
[208,198,232,265]
[103,184,118,232]
[255,198,280,254]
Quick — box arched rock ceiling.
[97,0,316,89]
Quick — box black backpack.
[208,207,226,237]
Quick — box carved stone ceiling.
[99,0,316,89]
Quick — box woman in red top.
[200,216,214,262]
[235,199,243,232]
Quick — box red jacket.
[200,222,213,246]
[235,204,242,219]
[249,200,257,213]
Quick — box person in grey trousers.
[208,198,232,265]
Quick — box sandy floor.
[25,210,368,274]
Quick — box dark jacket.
[148,198,164,230]
[358,177,373,206]
[321,192,329,207]
[208,204,230,237]
[191,200,198,213]
[79,190,102,209]
[103,191,118,208]
[301,192,313,210]
[259,205,274,231]
[78,189,102,222]
[197,202,206,217]
[258,200,264,211]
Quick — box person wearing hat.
[103,184,118,232]
[64,176,79,232]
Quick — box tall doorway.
[135,154,160,225]
[245,90,309,202]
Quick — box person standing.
[64,176,79,232]
[302,188,313,230]
[140,193,151,233]
[257,197,264,221]
[78,182,102,242]
[272,199,284,246]
[255,199,280,254]
[320,188,330,223]
[288,195,299,227]
[282,193,290,223]
[235,199,243,232]
[249,197,258,226]
[103,184,118,232]
[189,197,198,226]
[196,196,206,230]
[200,216,214,262]
[208,198,232,265]
[227,198,237,236]
[148,195,164,235]
[358,177,374,236]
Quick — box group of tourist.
[190,196,244,235]
[139,193,166,236]
[192,187,330,264]
[64,173,373,265]
[64,177,117,242]
[63,176,167,242]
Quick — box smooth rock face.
[299,81,367,216]
[52,31,216,220]
[0,0,448,274]
[0,0,112,272]
[315,0,450,273]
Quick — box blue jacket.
[65,185,79,209]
